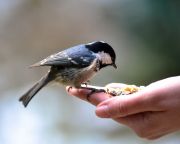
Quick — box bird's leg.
[82,80,90,87]
[87,80,90,84]
[80,84,106,92]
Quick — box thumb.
[95,89,161,118]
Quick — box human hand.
[66,76,180,140]
[66,83,127,106]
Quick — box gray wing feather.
[31,45,95,68]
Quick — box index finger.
[66,86,111,106]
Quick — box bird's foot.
[82,80,90,87]
[80,84,106,101]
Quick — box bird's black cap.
[86,41,117,68]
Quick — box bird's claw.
[86,89,106,101]
[80,84,106,101]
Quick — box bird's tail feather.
[19,72,52,107]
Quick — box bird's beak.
[112,63,117,69]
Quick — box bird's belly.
[54,68,97,87]
[55,76,72,86]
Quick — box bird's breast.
[73,58,99,87]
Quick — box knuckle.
[117,101,129,116]
[107,100,128,117]
[106,102,117,117]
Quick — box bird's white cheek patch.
[97,51,112,65]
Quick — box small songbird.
[19,41,117,107]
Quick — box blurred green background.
[0,0,180,144]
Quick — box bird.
[19,41,117,107]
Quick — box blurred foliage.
[101,0,180,83]
[0,0,180,144]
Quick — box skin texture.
[66,76,180,140]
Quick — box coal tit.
[19,41,117,107]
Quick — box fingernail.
[96,105,110,118]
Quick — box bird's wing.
[30,45,96,68]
